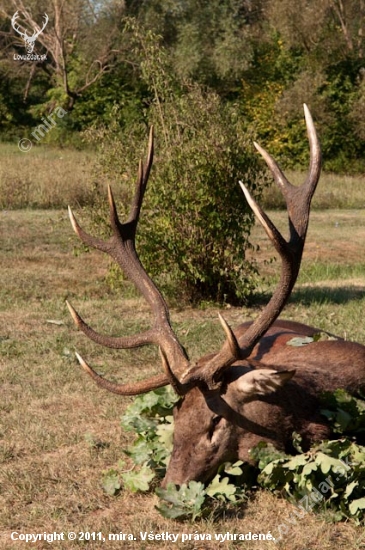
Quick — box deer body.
[67,106,365,489]
[164,320,365,485]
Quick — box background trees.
[1,0,364,169]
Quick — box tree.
[0,0,126,110]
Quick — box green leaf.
[250,441,288,469]
[223,460,244,476]
[156,417,175,452]
[314,452,346,475]
[312,332,338,342]
[320,389,365,434]
[155,482,206,520]
[121,465,155,493]
[121,387,179,433]
[344,480,358,499]
[206,474,237,501]
[123,437,154,465]
[349,497,365,515]
[101,470,121,496]
[286,336,314,347]
[284,454,308,470]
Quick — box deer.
[66,105,365,487]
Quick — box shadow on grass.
[291,285,365,306]
[251,285,365,307]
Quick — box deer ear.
[233,368,295,399]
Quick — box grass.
[261,170,365,210]
[1,206,365,550]
[0,144,94,209]
[1,142,365,211]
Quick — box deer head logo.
[11,11,48,54]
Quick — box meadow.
[1,144,365,549]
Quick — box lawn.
[1,144,365,549]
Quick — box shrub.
[84,24,267,304]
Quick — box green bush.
[84,24,267,304]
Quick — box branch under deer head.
[67,104,321,397]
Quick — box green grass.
[1,207,365,549]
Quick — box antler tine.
[127,126,154,226]
[68,128,190,396]
[178,105,321,393]
[303,103,321,202]
[66,300,157,349]
[75,352,170,395]
[68,205,107,253]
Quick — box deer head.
[67,105,324,485]
[11,11,48,54]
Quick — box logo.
[11,11,48,55]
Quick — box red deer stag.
[67,105,365,487]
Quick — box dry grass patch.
[262,171,365,210]
[0,145,95,209]
[1,209,365,549]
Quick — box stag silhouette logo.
[11,11,48,54]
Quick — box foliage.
[104,386,365,523]
[320,388,365,434]
[2,1,365,171]
[253,439,365,524]
[252,388,365,523]
[156,462,246,520]
[86,25,266,305]
[101,387,247,519]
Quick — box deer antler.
[68,105,321,397]
[176,104,321,392]
[67,127,189,395]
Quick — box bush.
[84,25,267,305]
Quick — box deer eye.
[208,415,223,439]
